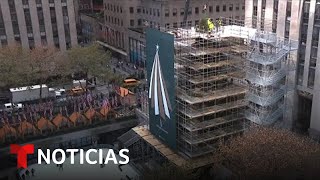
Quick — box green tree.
[199,18,214,32]
[0,45,30,90]
[67,43,113,89]
[27,47,69,101]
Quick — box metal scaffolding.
[129,17,298,161]
[170,18,249,158]
[167,17,297,158]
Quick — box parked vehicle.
[68,87,86,96]
[123,78,140,88]
[0,103,23,112]
[10,85,49,103]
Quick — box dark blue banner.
[146,28,176,149]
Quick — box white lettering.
[118,149,130,164]
[85,149,97,164]
[37,149,50,164]
[52,149,66,164]
[104,150,118,164]
[66,149,79,164]
[80,149,84,164]
[98,149,103,164]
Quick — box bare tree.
[213,127,320,179]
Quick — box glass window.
[308,68,315,88]
[297,65,304,85]
[195,7,199,14]
[129,7,134,13]
[216,5,220,12]
[180,8,184,16]
[173,22,177,28]
[165,9,169,17]
[236,4,240,10]
[223,5,226,12]
[229,4,233,11]
[173,8,177,16]
[130,19,134,26]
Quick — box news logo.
[10,144,130,169]
[10,144,35,169]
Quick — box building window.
[165,9,169,17]
[209,6,213,13]
[195,7,199,14]
[173,22,177,28]
[308,68,315,88]
[187,21,192,27]
[188,7,192,15]
[129,7,134,14]
[130,19,134,26]
[236,4,240,10]
[195,20,199,25]
[22,0,29,5]
[297,65,304,85]
[1,39,8,46]
[180,8,184,16]
[157,9,160,16]
[137,7,141,13]
[216,5,220,12]
[229,4,233,11]
[223,5,226,12]
[173,8,177,16]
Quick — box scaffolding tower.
[165,17,297,158]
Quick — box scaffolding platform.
[132,126,214,169]
[177,86,246,104]
[178,100,247,119]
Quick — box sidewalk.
[110,58,143,78]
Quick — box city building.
[102,0,246,62]
[80,13,104,43]
[0,0,78,50]
[245,0,320,139]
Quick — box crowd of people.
[16,168,35,180]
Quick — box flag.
[64,106,68,115]
[74,103,77,112]
[23,113,27,121]
[87,93,93,102]
[18,114,21,123]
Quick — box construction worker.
[207,18,215,32]
[216,18,222,32]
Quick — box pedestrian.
[31,168,35,176]
[25,169,30,177]
[21,174,25,180]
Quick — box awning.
[97,41,128,56]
